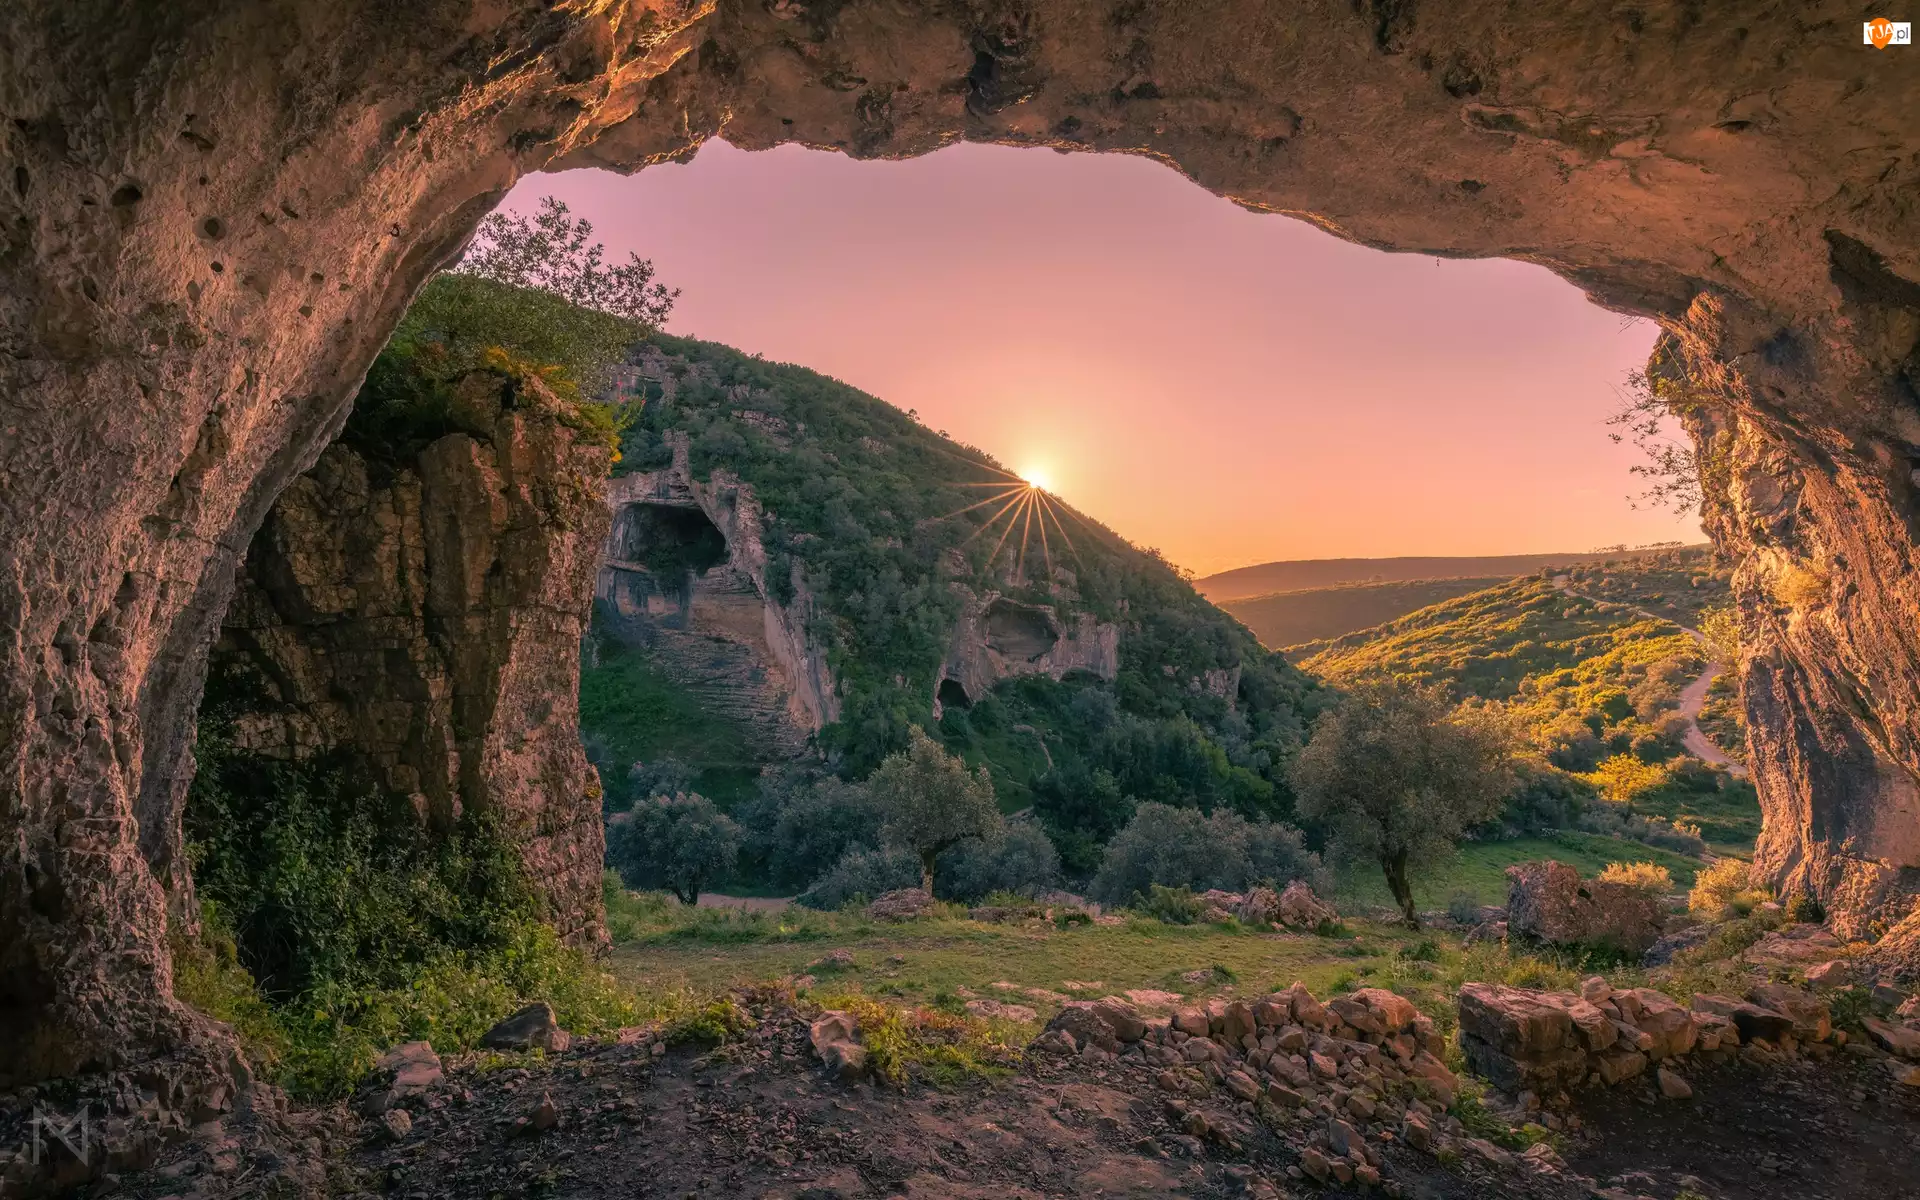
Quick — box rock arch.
[1,0,1917,1090]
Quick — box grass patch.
[817,992,1023,1085]
[579,637,763,809]
[1332,831,1701,913]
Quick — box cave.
[937,677,974,710]
[983,599,1062,663]
[2,0,1918,1101]
[610,502,730,584]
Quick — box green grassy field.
[1220,577,1509,651]
[1329,831,1703,913]
[605,874,1757,1050]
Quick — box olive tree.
[1291,681,1514,928]
[608,793,740,906]
[869,727,1002,892]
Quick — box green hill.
[588,334,1323,870]
[1194,546,1710,603]
[1221,577,1509,651]
[1296,548,1759,853]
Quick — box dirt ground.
[87,997,1920,1200]
[1565,1052,1920,1200]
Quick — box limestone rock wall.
[936,589,1120,710]
[2,0,1918,1090]
[597,429,839,748]
[215,383,612,944]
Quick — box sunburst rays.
[935,475,1086,584]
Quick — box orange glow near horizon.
[509,141,1700,577]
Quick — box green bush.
[1090,802,1325,905]
[607,792,741,905]
[936,821,1062,902]
[795,846,922,910]
[1133,883,1207,925]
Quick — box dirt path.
[1552,575,1746,778]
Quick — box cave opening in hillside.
[612,501,729,582]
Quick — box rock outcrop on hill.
[213,372,612,945]
[597,430,836,752]
[2,0,1918,1095]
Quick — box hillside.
[1195,546,1708,603]
[1220,576,1508,651]
[586,334,1322,870]
[1297,546,1759,852]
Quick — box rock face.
[1505,861,1665,956]
[596,418,836,751]
[215,378,611,944]
[2,0,1918,1092]
[935,589,1120,710]
[1457,979,1816,1096]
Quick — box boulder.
[1747,983,1830,1042]
[809,1011,869,1082]
[1641,924,1713,966]
[866,888,935,921]
[1657,1067,1693,1100]
[360,1040,444,1115]
[1863,1016,1920,1060]
[1743,924,1846,969]
[964,998,1037,1022]
[1221,1001,1256,1043]
[1456,983,1590,1093]
[1092,998,1148,1042]
[1730,1004,1795,1045]
[1505,861,1664,955]
[1276,881,1338,928]
[1236,886,1282,925]
[1805,959,1854,988]
[1044,1004,1122,1054]
[481,1002,571,1053]
[1340,988,1420,1034]
[1579,976,1612,1005]
[1620,989,1697,1058]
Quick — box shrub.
[1134,883,1206,925]
[1583,754,1670,804]
[1785,892,1825,924]
[1447,891,1487,924]
[1598,861,1674,894]
[737,772,884,890]
[796,846,922,910]
[607,793,741,905]
[935,821,1062,902]
[1090,802,1323,905]
[1688,857,1755,917]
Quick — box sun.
[1020,466,1053,492]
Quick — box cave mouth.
[614,502,728,579]
[983,599,1060,663]
[937,677,973,709]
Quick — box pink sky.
[515,141,1698,577]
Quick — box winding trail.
[1552,574,1747,778]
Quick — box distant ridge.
[1195,546,1710,603]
